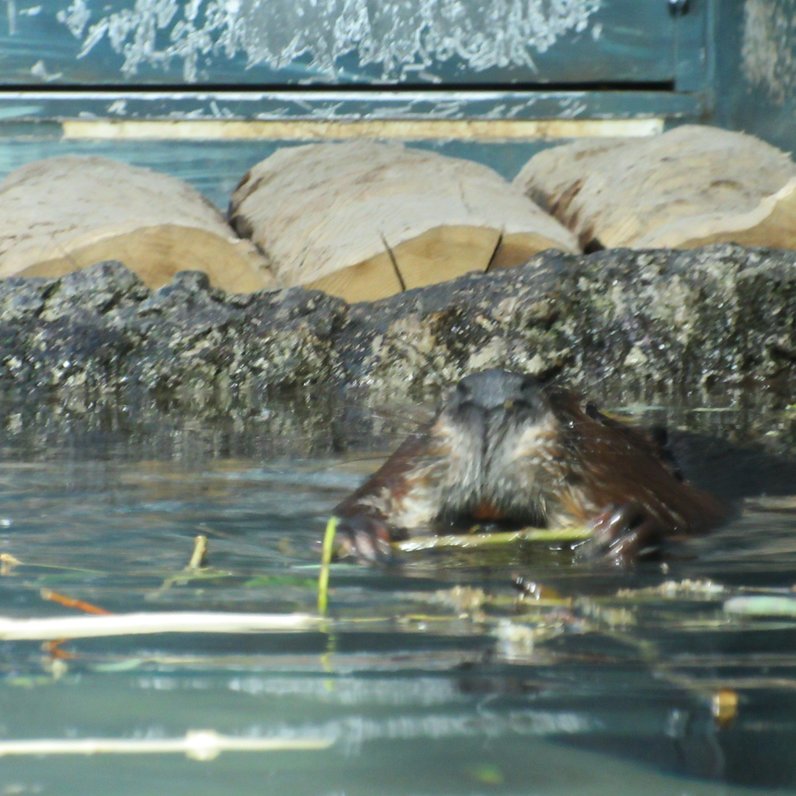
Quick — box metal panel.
[0,88,705,123]
[0,1,683,87]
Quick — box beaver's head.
[423,369,565,528]
[338,368,726,561]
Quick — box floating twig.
[395,526,592,553]
[0,729,332,760]
[40,588,111,616]
[0,612,321,641]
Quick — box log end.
[306,224,575,302]
[6,226,274,293]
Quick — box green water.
[1,428,795,795]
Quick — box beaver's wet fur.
[333,369,742,564]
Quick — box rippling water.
[1,418,795,795]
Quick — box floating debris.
[0,553,20,575]
[712,688,740,728]
[0,729,332,760]
[724,595,796,617]
[616,579,727,599]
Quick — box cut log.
[229,141,578,302]
[0,156,273,292]
[514,125,796,250]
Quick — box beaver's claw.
[334,515,396,564]
[587,502,667,565]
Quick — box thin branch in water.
[40,588,111,616]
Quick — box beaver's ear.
[647,424,684,481]
[517,375,551,419]
[529,363,566,386]
[649,425,668,447]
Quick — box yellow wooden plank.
[62,118,664,142]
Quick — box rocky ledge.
[0,244,793,450]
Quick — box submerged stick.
[0,612,321,641]
[0,730,332,760]
[395,526,592,553]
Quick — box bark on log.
[0,156,273,292]
[514,125,796,251]
[229,141,578,302]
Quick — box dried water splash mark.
[5,0,42,35]
[56,0,91,37]
[741,0,796,105]
[56,0,602,82]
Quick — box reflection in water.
[0,426,795,794]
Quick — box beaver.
[333,369,728,564]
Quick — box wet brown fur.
[547,391,725,532]
[334,373,725,542]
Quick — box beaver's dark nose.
[454,369,544,412]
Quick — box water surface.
[1,417,795,795]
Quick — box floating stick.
[0,612,321,641]
[0,730,332,760]
[395,526,592,553]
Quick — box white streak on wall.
[742,0,796,105]
[6,0,17,35]
[56,0,91,36]
[55,0,602,83]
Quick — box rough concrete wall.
[0,245,792,428]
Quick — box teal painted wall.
[712,0,796,155]
[0,0,792,205]
[0,1,685,87]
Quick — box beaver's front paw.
[334,515,398,564]
[586,502,667,565]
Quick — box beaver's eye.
[455,381,472,402]
[518,376,544,405]
[516,378,548,417]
